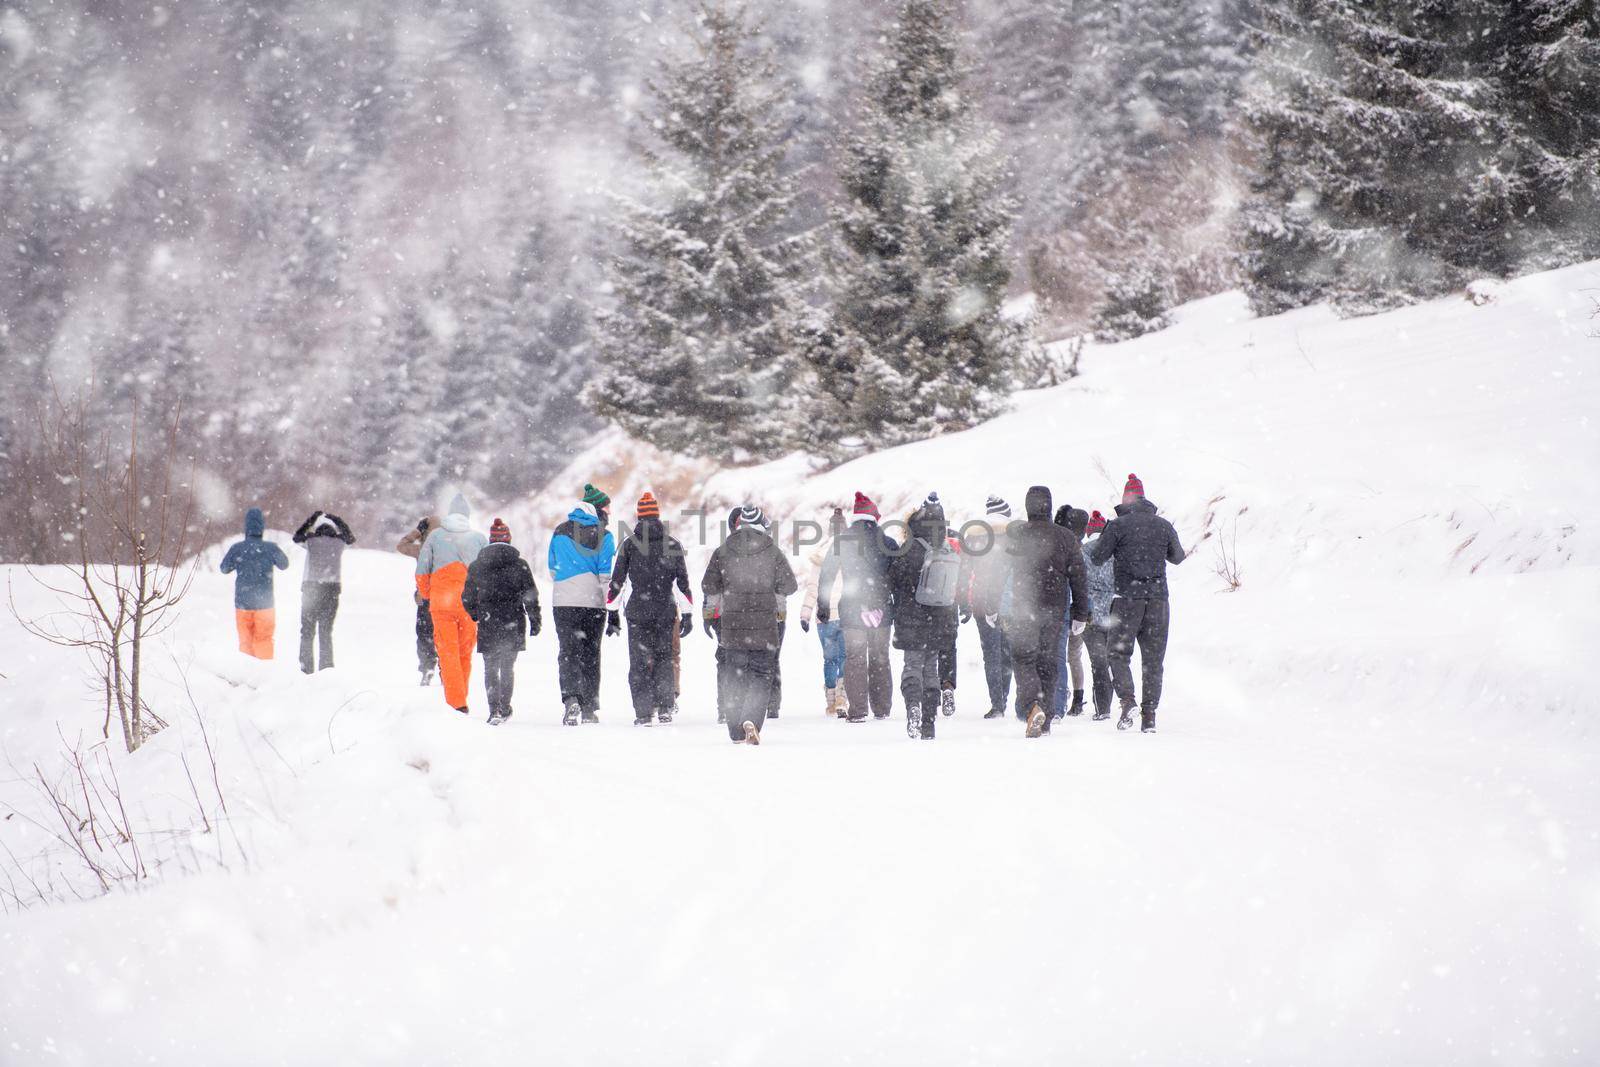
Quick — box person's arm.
[272,544,290,570]
[606,538,631,606]
[775,546,799,599]
[416,534,434,599]
[396,528,422,558]
[700,550,724,636]
[594,530,617,578]
[292,513,318,544]
[1088,523,1117,567]
[328,514,355,545]
[461,562,482,620]
[815,544,839,623]
[1167,521,1187,565]
[1065,538,1090,624]
[673,551,693,607]
[220,543,238,574]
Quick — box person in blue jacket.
[220,507,290,659]
[548,483,617,725]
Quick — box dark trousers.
[299,582,340,673]
[842,626,893,719]
[1008,614,1064,719]
[627,616,676,720]
[975,615,1011,713]
[482,648,519,716]
[416,600,437,672]
[900,648,942,717]
[1084,623,1114,717]
[769,620,786,713]
[722,648,776,741]
[554,606,605,711]
[937,634,957,690]
[1108,597,1171,712]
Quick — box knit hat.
[489,517,511,543]
[852,491,879,520]
[923,491,941,509]
[1123,473,1144,499]
[737,504,769,530]
[985,495,1011,518]
[582,482,611,509]
[637,491,660,519]
[449,492,471,518]
[1087,510,1107,535]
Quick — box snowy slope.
[2,263,1598,1065]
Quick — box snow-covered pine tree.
[354,297,451,526]
[589,1,814,463]
[807,0,1028,456]
[1239,1,1516,316]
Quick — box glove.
[678,613,693,639]
[984,613,997,627]
[1070,619,1086,637]
[815,605,829,624]
[605,610,621,637]
[958,607,972,625]
[703,617,719,640]
[529,612,542,637]
[800,618,811,633]
[414,592,425,607]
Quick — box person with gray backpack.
[887,494,961,740]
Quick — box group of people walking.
[218,473,1186,743]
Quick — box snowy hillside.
[2,263,1598,1064]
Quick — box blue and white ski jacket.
[548,504,616,609]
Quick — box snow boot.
[846,707,869,723]
[1025,704,1047,739]
[1141,708,1157,734]
[1092,707,1112,722]
[983,706,1005,720]
[562,698,581,726]
[873,710,890,720]
[742,720,761,746]
[488,712,507,726]
[420,668,435,687]
[940,688,956,717]
[767,707,779,720]
[634,713,653,727]
[581,708,600,725]
[717,708,727,725]
[1066,690,1085,717]
[454,706,469,716]
[1117,706,1137,731]
[657,705,674,725]
[906,703,922,740]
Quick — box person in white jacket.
[798,507,849,717]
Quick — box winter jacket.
[1003,486,1089,625]
[965,526,1010,618]
[701,525,798,652]
[888,505,958,653]
[220,508,289,610]
[293,512,355,586]
[608,518,692,622]
[798,541,844,624]
[548,504,616,609]
[1088,497,1186,600]
[416,513,489,614]
[1082,533,1116,621]
[396,516,441,560]
[463,542,541,654]
[815,518,899,629]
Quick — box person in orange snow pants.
[415,496,489,713]
[220,507,289,660]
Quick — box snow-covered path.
[2,542,1595,1065]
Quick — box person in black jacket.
[702,505,798,744]
[889,498,958,740]
[815,491,899,722]
[1002,485,1090,738]
[462,518,541,725]
[1088,474,1187,733]
[608,492,693,726]
[291,511,356,674]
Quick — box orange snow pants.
[235,608,276,659]
[421,561,476,710]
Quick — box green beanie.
[582,483,611,509]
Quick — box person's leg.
[416,601,437,674]
[842,627,868,719]
[651,619,676,713]
[1138,598,1171,717]
[976,617,1004,712]
[1037,615,1064,732]
[457,611,477,706]
[433,605,468,709]
[919,650,941,737]
[236,608,254,655]
[554,608,580,705]
[481,651,502,716]
[318,583,340,670]
[299,588,318,673]
[938,635,956,690]
[867,626,893,718]
[899,648,927,713]
[580,609,604,714]
[1009,621,1042,717]
[627,618,655,722]
[1067,628,1086,691]
[671,619,682,699]
[1049,613,1071,717]
[255,608,276,659]
[1085,625,1114,718]
[768,620,785,715]
[1106,598,1142,712]
[715,644,729,724]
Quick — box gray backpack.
[914,537,960,608]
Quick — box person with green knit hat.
[548,484,618,724]
[582,483,611,514]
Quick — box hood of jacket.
[478,541,522,565]
[244,507,265,539]
[1115,497,1158,518]
[1024,485,1053,522]
[910,503,945,545]
[448,492,471,519]
[441,513,472,534]
[567,503,601,528]
[633,516,665,543]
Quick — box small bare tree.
[9,390,205,752]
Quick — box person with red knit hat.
[1090,473,1188,733]
[607,491,693,726]
[462,516,540,724]
[815,490,899,721]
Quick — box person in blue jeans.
[799,507,849,716]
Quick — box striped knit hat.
[582,482,611,509]
[737,504,769,530]
[852,491,879,520]
[1123,473,1144,499]
[637,491,660,519]
[1087,510,1107,535]
[985,495,1011,518]
[923,491,941,509]
[489,517,512,543]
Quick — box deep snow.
[2,263,1598,1064]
